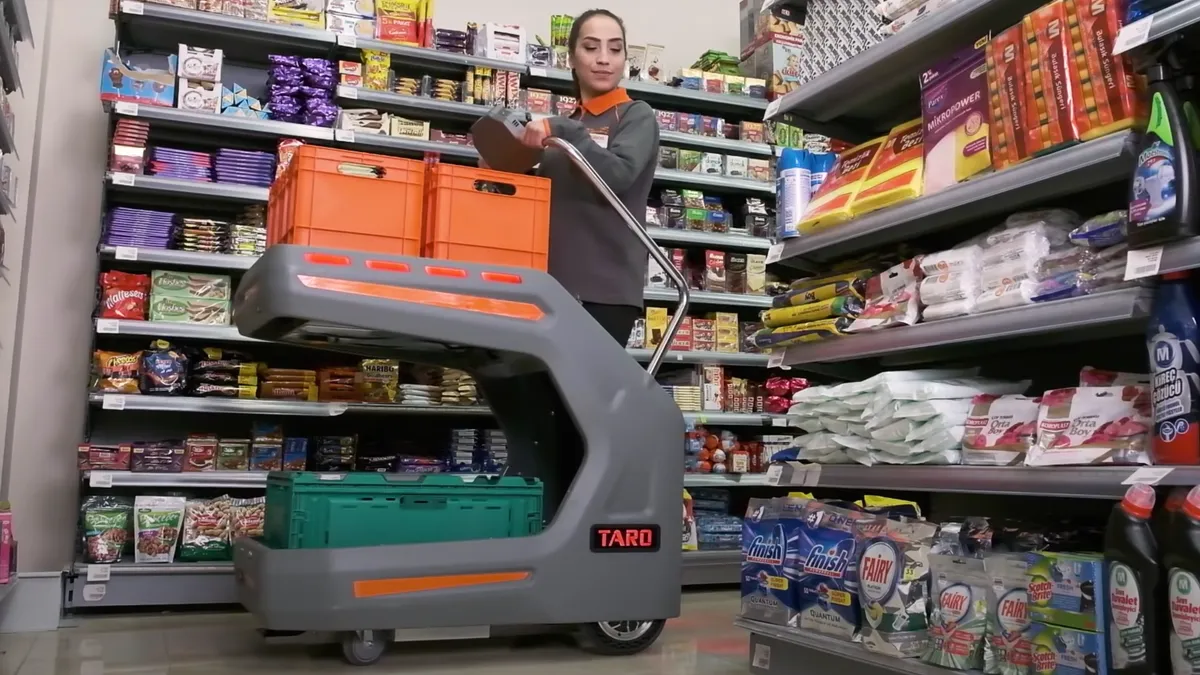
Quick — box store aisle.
[0,590,747,675]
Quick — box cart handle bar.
[544,137,690,378]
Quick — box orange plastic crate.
[268,146,425,255]
[423,164,551,271]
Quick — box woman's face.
[572,15,626,96]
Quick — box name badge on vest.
[590,133,609,148]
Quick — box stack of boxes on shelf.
[738,0,804,100]
[149,270,232,326]
[176,44,223,114]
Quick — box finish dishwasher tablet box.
[921,35,992,195]
[797,136,885,234]
[849,118,924,217]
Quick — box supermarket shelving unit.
[77,5,791,609]
[741,1,1200,672]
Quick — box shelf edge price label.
[771,416,789,428]
[86,564,112,583]
[113,246,138,261]
[102,395,126,411]
[336,84,357,99]
[799,464,822,487]
[764,464,783,486]
[88,472,113,489]
[764,98,781,121]
[1122,466,1174,486]
[529,67,548,78]
[334,129,355,143]
[336,33,357,48]
[110,172,136,187]
[95,319,120,334]
[1125,245,1164,280]
[765,242,784,265]
[120,0,144,14]
[113,101,139,117]
[327,403,350,416]
[1113,15,1153,55]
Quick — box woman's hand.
[520,119,552,149]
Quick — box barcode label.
[1124,246,1164,280]
[113,101,139,116]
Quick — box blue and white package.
[809,151,837,195]
[741,498,791,625]
[776,148,811,239]
[781,498,864,641]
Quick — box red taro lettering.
[596,528,656,549]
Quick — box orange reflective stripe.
[297,275,545,321]
[353,571,530,598]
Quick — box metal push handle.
[543,137,690,378]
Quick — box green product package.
[924,554,989,670]
[150,296,231,325]
[133,495,186,564]
[984,554,1032,675]
[83,505,131,564]
[856,517,938,658]
[149,270,231,300]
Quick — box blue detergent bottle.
[1147,270,1200,465]
[1129,63,1198,248]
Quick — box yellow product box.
[389,116,430,139]
[849,118,924,217]
[798,135,887,234]
[266,1,323,27]
[645,307,668,349]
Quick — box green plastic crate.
[263,472,544,550]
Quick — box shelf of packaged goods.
[97,319,771,366]
[657,131,773,157]
[776,287,1152,367]
[764,461,1200,500]
[106,101,336,142]
[1114,0,1200,56]
[114,1,334,58]
[342,129,480,159]
[1159,237,1200,276]
[66,561,238,609]
[683,473,774,487]
[777,132,1136,268]
[655,168,773,195]
[645,288,773,308]
[348,36,525,73]
[647,228,772,251]
[765,0,1044,139]
[87,393,492,417]
[681,549,740,586]
[99,246,259,269]
[338,86,490,121]
[87,393,781,426]
[105,173,270,202]
[0,18,20,94]
[525,67,770,117]
[81,470,496,489]
[738,617,942,675]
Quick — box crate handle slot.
[472,179,517,196]
[336,162,386,178]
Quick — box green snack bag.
[924,554,989,670]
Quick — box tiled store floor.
[0,590,747,675]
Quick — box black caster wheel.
[575,620,666,655]
[340,630,387,666]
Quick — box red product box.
[669,316,694,351]
[1021,1,1085,153]
[376,15,419,45]
[1065,0,1143,140]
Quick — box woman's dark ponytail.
[567,8,626,103]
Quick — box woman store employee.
[515,10,661,344]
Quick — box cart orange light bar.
[297,275,544,321]
[304,252,352,266]
[365,260,412,273]
[425,265,468,278]
[353,571,531,598]
[481,271,522,284]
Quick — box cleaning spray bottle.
[1165,485,1200,675]
[1148,271,1200,465]
[1105,483,1162,675]
[776,148,810,239]
[1129,62,1198,248]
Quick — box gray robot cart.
[232,138,692,665]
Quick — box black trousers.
[582,302,640,345]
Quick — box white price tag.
[1113,15,1153,55]
[752,643,771,670]
[88,472,113,489]
[86,564,112,582]
[337,33,358,48]
[110,172,136,187]
[120,0,144,14]
[767,351,784,368]
[675,353,684,361]
[95,319,119,334]
[799,464,822,487]
[113,101,139,116]
[765,242,784,264]
[328,403,349,416]
[319,473,344,481]
[113,246,138,261]
[764,464,783,486]
[1124,245,1164,280]
[1122,467,1174,486]
[529,67,548,78]
[336,84,357,99]
[335,129,355,143]
[771,417,789,428]
[764,98,782,120]
[81,584,107,603]
[102,395,126,411]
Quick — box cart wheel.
[575,620,665,655]
[340,630,387,666]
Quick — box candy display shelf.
[105,172,269,202]
[643,288,773,308]
[774,132,1135,269]
[647,229,772,251]
[106,101,336,141]
[775,287,1151,367]
[738,618,945,675]
[96,319,772,366]
[765,0,1044,138]
[654,168,773,195]
[524,67,769,117]
[98,246,256,269]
